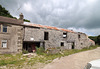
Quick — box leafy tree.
[0,5,13,18]
[0,5,30,22]
[97,35,100,45]
[89,35,100,45]
[24,19,30,22]
[89,36,98,44]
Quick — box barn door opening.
[23,41,40,53]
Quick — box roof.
[0,16,74,33]
[24,22,74,33]
[0,16,23,25]
[89,39,95,43]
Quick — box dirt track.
[42,47,100,69]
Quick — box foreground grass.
[0,45,99,68]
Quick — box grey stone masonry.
[0,24,24,54]
[24,24,95,51]
[0,16,95,54]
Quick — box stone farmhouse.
[0,14,95,54]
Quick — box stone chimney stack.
[19,13,24,20]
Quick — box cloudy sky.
[0,0,100,36]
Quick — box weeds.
[0,54,26,66]
[36,47,45,55]
[22,49,29,54]
[0,45,99,67]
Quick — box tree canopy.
[0,5,30,22]
[89,35,100,45]
[97,35,100,45]
[0,5,13,18]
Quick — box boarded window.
[63,32,67,38]
[3,25,7,32]
[61,42,64,46]
[2,40,7,48]
[44,32,49,40]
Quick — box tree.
[24,19,30,22]
[89,35,100,45]
[97,35,100,45]
[89,36,98,44]
[0,5,13,18]
[0,5,30,22]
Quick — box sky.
[0,0,100,36]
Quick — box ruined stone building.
[0,14,95,54]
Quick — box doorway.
[72,42,75,49]
[23,41,40,52]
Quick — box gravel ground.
[42,47,100,69]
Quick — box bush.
[22,49,28,54]
[36,47,45,55]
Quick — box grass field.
[0,45,99,69]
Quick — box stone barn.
[0,14,95,54]
[23,22,95,52]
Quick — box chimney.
[19,13,24,20]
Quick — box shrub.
[36,47,45,55]
[22,49,28,54]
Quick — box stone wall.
[24,27,95,51]
[24,27,72,50]
[0,23,95,54]
[0,24,23,54]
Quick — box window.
[0,24,1,32]
[78,34,80,38]
[72,42,75,49]
[61,42,64,46]
[44,32,49,40]
[2,40,7,48]
[3,25,7,32]
[63,32,67,38]
[81,43,83,45]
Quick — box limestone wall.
[24,27,95,50]
[0,24,23,54]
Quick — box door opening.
[72,42,75,49]
[23,42,40,53]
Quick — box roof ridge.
[24,22,74,33]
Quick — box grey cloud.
[0,0,100,35]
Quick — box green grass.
[0,54,26,66]
[0,45,99,67]
[35,45,99,63]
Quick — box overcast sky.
[0,0,100,36]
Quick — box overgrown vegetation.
[36,47,45,55]
[22,49,29,54]
[0,45,99,68]
[0,54,25,66]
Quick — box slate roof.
[0,16,23,25]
